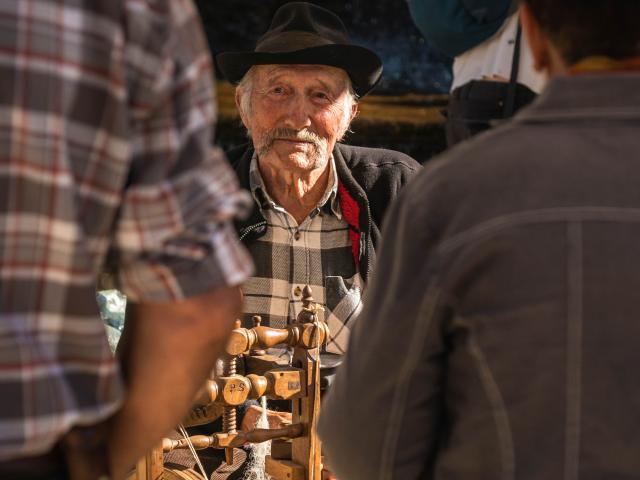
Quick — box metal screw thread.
[222,355,238,433]
[223,356,237,376]
[223,406,237,433]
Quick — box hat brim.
[216,44,383,97]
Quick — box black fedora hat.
[216,2,383,97]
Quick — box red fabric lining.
[338,182,361,266]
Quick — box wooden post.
[291,346,322,480]
[127,443,163,480]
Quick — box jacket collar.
[233,147,266,237]
[516,73,640,124]
[232,143,375,280]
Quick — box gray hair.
[236,66,258,119]
[236,66,359,120]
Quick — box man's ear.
[349,101,358,123]
[521,3,568,76]
[235,88,250,130]
[520,3,551,73]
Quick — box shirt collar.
[515,73,640,124]
[249,152,342,219]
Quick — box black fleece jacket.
[228,142,421,282]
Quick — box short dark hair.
[523,0,640,64]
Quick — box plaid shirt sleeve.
[0,0,252,461]
[113,0,253,302]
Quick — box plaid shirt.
[0,0,252,460]
[242,155,363,355]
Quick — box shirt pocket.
[324,274,363,355]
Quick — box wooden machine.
[131,287,329,480]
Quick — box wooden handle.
[162,424,304,452]
[253,326,294,349]
[229,423,304,447]
[226,326,294,355]
[162,435,216,452]
[226,323,329,356]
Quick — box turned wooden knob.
[297,285,324,324]
[226,327,257,356]
[249,316,268,356]
[302,286,314,303]
[215,376,251,406]
[246,374,268,399]
[192,379,219,405]
[298,322,329,349]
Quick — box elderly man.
[177,5,420,475]
[216,2,420,360]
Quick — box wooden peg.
[250,316,267,356]
[246,374,268,399]
[302,285,314,303]
[297,285,324,324]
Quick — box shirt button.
[294,230,301,241]
[293,286,302,297]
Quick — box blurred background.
[97,1,453,337]
[194,0,453,162]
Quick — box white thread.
[243,396,272,480]
[178,423,208,480]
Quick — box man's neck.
[258,158,332,225]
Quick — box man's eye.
[271,87,285,95]
[313,92,330,101]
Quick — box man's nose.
[282,94,312,130]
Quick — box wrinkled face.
[237,65,357,174]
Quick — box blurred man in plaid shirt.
[0,0,253,478]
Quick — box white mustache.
[258,127,324,156]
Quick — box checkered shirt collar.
[249,152,342,219]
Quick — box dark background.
[194,0,453,161]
